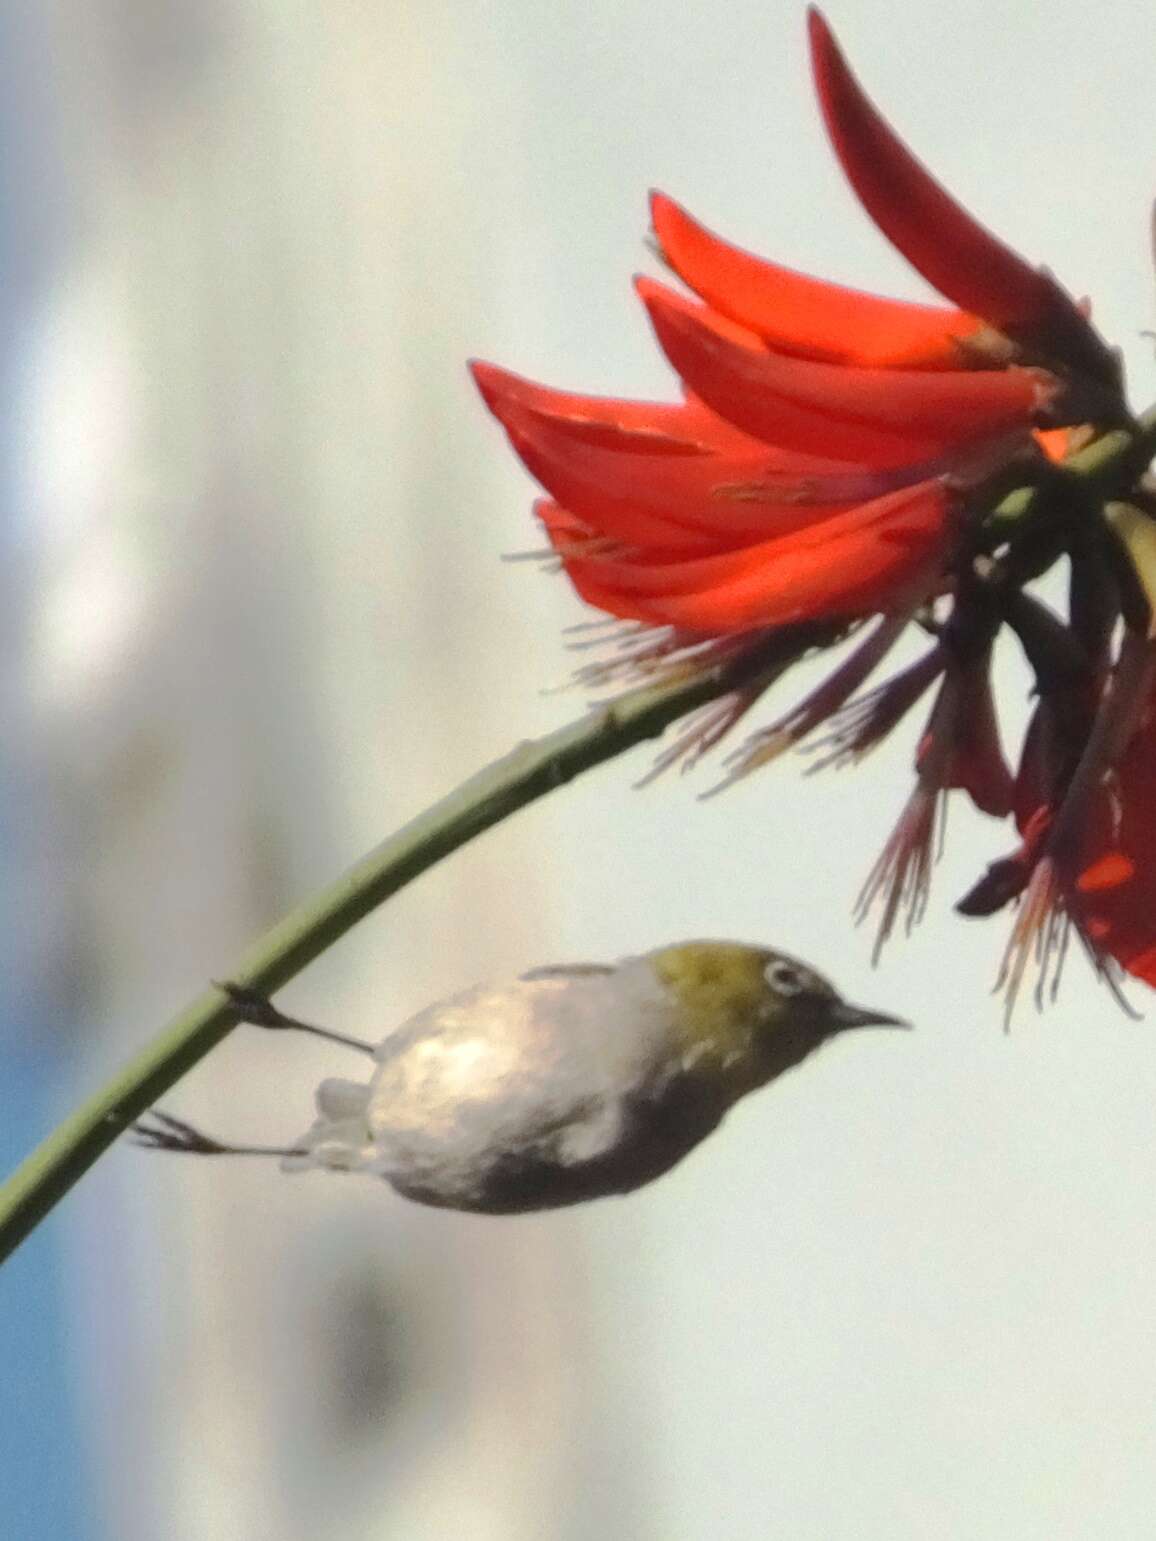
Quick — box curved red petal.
[538,504,669,622]
[1067,703,1156,985]
[947,670,1014,817]
[501,376,1018,509]
[639,279,1046,464]
[650,191,983,369]
[560,481,950,631]
[807,10,1116,385]
[502,404,878,545]
[469,359,756,455]
[525,453,725,557]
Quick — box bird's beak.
[830,1001,910,1030]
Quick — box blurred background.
[5,1,1156,1537]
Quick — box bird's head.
[648,940,906,1091]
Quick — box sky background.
[6,1,1156,1536]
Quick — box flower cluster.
[473,9,1156,1010]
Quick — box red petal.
[945,667,1014,817]
[1067,699,1156,985]
[650,191,983,369]
[501,404,878,546]
[537,505,668,623]
[470,359,754,455]
[639,279,1046,466]
[807,10,1116,385]
[558,481,950,631]
[528,467,726,557]
[474,359,916,505]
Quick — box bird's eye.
[765,960,806,996]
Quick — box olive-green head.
[648,940,906,1092]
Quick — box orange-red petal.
[650,191,983,369]
[470,359,759,456]
[553,481,951,631]
[639,279,1047,465]
[808,10,1118,387]
[534,502,682,621]
[497,403,886,546]
[487,365,950,505]
[809,10,1043,328]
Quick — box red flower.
[472,10,1141,1010]
[474,9,1106,643]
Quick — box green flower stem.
[0,628,824,1267]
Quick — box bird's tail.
[279,1077,374,1173]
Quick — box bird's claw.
[132,1111,232,1155]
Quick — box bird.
[135,941,906,1214]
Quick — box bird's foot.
[215,980,299,1030]
[213,980,376,1057]
[132,1110,234,1155]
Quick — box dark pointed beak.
[830,1001,910,1030]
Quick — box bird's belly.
[379,1086,725,1215]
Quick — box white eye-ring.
[765,959,806,996]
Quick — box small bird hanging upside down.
[135,941,906,1214]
